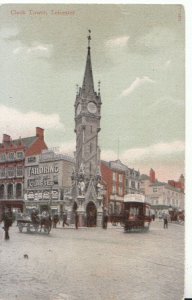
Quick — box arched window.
[0,184,4,199]
[16,183,22,199]
[7,184,13,199]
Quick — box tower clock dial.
[76,103,81,115]
[87,102,97,114]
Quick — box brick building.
[101,159,141,214]
[0,127,47,215]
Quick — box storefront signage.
[27,177,54,188]
[28,165,59,177]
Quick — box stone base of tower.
[70,195,104,227]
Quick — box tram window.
[129,207,139,216]
[145,207,150,216]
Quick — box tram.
[122,194,152,232]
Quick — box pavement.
[0,220,184,300]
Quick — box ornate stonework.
[70,31,104,226]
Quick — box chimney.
[36,127,44,139]
[150,168,156,183]
[3,134,11,143]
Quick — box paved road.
[0,220,184,300]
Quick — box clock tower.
[71,31,104,227]
[74,31,101,179]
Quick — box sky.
[0,4,185,182]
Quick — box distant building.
[24,149,74,214]
[0,127,47,215]
[140,170,184,211]
[101,159,141,214]
[168,174,184,191]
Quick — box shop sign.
[28,165,59,177]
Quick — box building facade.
[101,159,141,214]
[24,149,74,214]
[140,170,184,211]
[0,127,47,215]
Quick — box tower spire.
[82,29,94,96]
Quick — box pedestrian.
[62,211,69,227]
[163,213,168,229]
[75,211,79,229]
[102,209,108,229]
[1,208,13,240]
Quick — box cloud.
[13,42,53,58]
[120,76,155,97]
[0,27,19,39]
[101,141,184,181]
[0,105,65,139]
[101,140,184,163]
[57,141,76,156]
[165,60,171,66]
[105,36,130,48]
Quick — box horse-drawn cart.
[17,214,52,234]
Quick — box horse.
[52,214,60,228]
[40,215,52,233]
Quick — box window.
[153,188,157,192]
[118,186,123,196]
[16,183,22,199]
[0,168,6,178]
[27,156,36,163]
[112,185,116,194]
[8,152,15,161]
[119,174,123,183]
[16,166,23,177]
[7,184,13,199]
[16,151,24,160]
[0,184,4,199]
[0,153,6,162]
[131,181,135,189]
[113,172,116,181]
[7,167,15,178]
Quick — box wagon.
[17,214,52,234]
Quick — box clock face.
[87,102,97,114]
[76,103,81,115]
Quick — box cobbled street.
[0,220,184,300]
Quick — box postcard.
[0,3,190,300]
